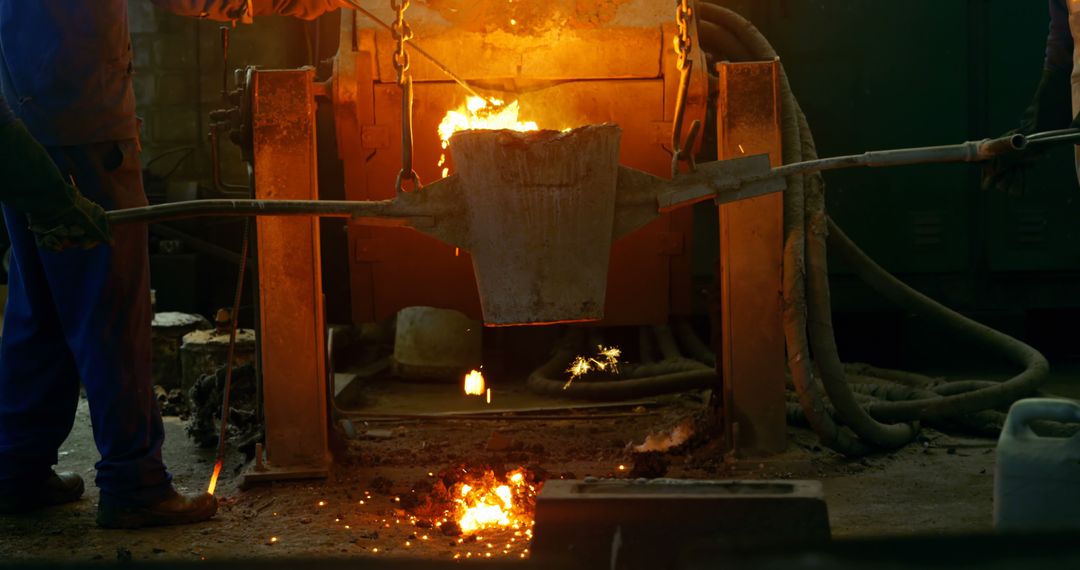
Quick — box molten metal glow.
[207,459,222,495]
[438,97,539,178]
[453,468,536,534]
[564,345,622,389]
[464,369,486,396]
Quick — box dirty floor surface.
[0,375,1011,564]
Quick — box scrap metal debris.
[187,363,261,454]
[154,385,189,417]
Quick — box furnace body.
[241,0,787,481]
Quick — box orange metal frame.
[245,69,331,483]
[716,60,788,456]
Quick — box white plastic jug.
[994,398,1080,532]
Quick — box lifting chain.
[671,0,700,177]
[674,0,693,72]
[391,0,421,192]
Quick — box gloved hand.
[27,185,112,252]
[983,67,1075,195]
[982,139,1040,196]
[0,118,112,251]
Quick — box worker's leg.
[0,206,81,486]
[25,140,169,503]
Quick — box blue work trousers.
[0,139,171,503]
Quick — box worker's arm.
[0,94,13,129]
[0,95,111,250]
[983,0,1076,193]
[149,0,351,21]
[1045,0,1073,74]
[1019,0,1075,133]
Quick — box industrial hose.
[698,2,1050,454]
[526,325,718,401]
[827,220,1050,423]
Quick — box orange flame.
[452,468,535,534]
[207,459,222,495]
[464,369,486,396]
[437,97,539,178]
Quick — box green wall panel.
[702,0,1080,313]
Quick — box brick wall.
[127,2,315,193]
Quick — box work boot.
[0,471,85,514]
[96,488,217,529]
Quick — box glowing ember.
[437,97,539,178]
[464,369,486,396]
[452,468,536,534]
[207,459,222,495]
[564,345,622,389]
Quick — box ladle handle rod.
[770,133,1029,179]
[106,198,401,226]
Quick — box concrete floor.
[0,374,1008,564]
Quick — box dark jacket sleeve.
[1046,0,1073,73]
[0,94,14,128]
[150,0,342,22]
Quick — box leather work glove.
[0,119,112,251]
[983,68,1076,195]
[26,186,113,252]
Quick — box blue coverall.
[0,0,341,503]
[0,91,13,127]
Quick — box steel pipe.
[769,133,1028,180]
[108,198,403,226]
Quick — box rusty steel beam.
[716,60,788,456]
[243,68,330,484]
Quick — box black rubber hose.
[827,220,1050,423]
[673,319,717,368]
[638,326,657,364]
[623,359,712,379]
[844,363,940,389]
[652,325,684,361]
[801,109,919,449]
[697,19,754,63]
[526,328,717,401]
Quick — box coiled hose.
[526,324,718,401]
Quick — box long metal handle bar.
[341,0,499,109]
[107,130,1080,227]
[1024,128,1080,146]
[765,129,1080,181]
[107,198,402,225]
[767,133,1029,180]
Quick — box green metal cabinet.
[700,0,1080,315]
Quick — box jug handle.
[1004,398,1080,441]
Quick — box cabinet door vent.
[910,211,945,250]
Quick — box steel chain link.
[675,0,693,71]
[391,0,420,191]
[671,0,699,175]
